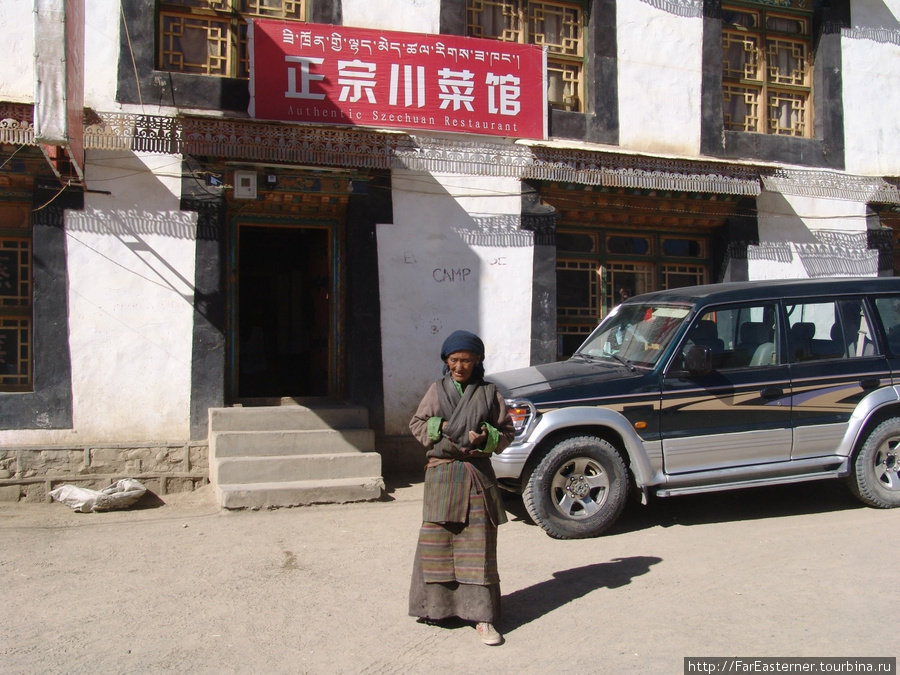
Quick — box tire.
[848,418,900,508]
[522,435,629,539]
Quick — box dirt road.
[1,477,897,674]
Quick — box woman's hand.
[468,427,487,449]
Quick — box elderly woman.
[408,330,516,646]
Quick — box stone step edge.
[211,451,381,465]
[211,452,382,487]
[209,430,376,458]
[216,476,385,509]
[210,429,374,439]
[208,407,370,432]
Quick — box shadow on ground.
[381,472,419,502]
[500,556,662,633]
[502,478,864,538]
[415,556,662,637]
[132,491,167,509]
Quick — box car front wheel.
[848,418,900,508]
[522,435,628,539]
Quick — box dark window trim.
[444,0,619,145]
[117,1,343,112]
[0,179,79,430]
[700,0,848,168]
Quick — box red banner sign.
[249,20,547,140]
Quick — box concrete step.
[216,476,385,509]
[213,452,382,486]
[209,406,368,432]
[207,404,384,509]
[211,429,375,458]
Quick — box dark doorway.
[236,225,331,398]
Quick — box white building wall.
[0,151,197,446]
[0,2,198,447]
[342,0,439,33]
[617,0,703,156]
[0,0,35,102]
[4,0,898,450]
[378,170,533,435]
[66,151,196,442]
[0,1,120,107]
[747,192,875,280]
[842,0,900,176]
[83,2,121,107]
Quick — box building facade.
[1,0,899,500]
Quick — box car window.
[784,298,877,362]
[681,302,778,370]
[873,295,900,357]
[578,303,690,368]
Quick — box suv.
[489,277,900,539]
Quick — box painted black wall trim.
[181,159,227,441]
[552,0,619,145]
[346,170,391,432]
[0,180,79,430]
[522,180,557,365]
[439,0,467,35]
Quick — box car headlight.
[506,399,536,438]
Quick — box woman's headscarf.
[440,330,486,380]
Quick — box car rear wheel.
[848,418,900,508]
[522,435,628,539]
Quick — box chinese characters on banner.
[249,20,547,140]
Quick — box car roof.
[627,277,900,307]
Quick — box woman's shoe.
[475,622,503,645]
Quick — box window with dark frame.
[555,229,709,359]
[0,200,33,391]
[721,1,813,137]
[158,0,307,78]
[467,0,585,112]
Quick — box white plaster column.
[748,191,876,280]
[617,0,703,156]
[65,151,197,442]
[377,170,533,435]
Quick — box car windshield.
[576,303,692,368]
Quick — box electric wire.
[0,144,25,171]
[4,140,894,223]
[120,0,144,110]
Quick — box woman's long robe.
[408,374,515,623]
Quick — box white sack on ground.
[49,479,148,513]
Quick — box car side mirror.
[683,344,712,375]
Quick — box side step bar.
[655,469,846,498]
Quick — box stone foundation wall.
[0,443,209,503]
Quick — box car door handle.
[860,378,880,390]
[760,386,784,400]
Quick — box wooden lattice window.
[662,263,707,290]
[722,2,812,137]
[606,261,655,309]
[0,202,33,391]
[555,225,710,358]
[158,0,307,78]
[467,0,584,112]
[557,258,599,319]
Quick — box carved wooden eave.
[523,144,763,196]
[2,103,898,204]
[761,168,900,204]
[0,104,36,146]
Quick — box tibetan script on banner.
[249,20,547,140]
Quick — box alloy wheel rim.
[550,457,610,519]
